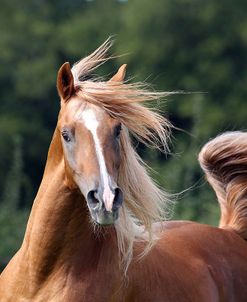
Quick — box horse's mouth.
[91,209,119,226]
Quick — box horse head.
[56,61,127,225]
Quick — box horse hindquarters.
[127,222,247,302]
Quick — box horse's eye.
[115,124,122,139]
[61,131,71,142]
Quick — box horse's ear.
[109,64,127,82]
[57,62,75,102]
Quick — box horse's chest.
[43,269,123,302]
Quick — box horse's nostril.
[87,190,101,209]
[87,187,123,212]
[113,187,123,210]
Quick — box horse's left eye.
[114,124,122,139]
[62,131,71,142]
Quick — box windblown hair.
[71,38,172,270]
[199,131,247,240]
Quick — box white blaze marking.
[81,108,115,212]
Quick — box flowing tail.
[198,131,247,240]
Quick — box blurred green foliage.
[1,0,247,269]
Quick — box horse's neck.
[21,129,116,283]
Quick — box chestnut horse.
[1,39,247,302]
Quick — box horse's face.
[58,98,123,225]
[56,62,127,225]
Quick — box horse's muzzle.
[86,187,123,225]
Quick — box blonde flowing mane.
[71,38,172,271]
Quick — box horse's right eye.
[62,131,71,142]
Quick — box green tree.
[0,136,28,270]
